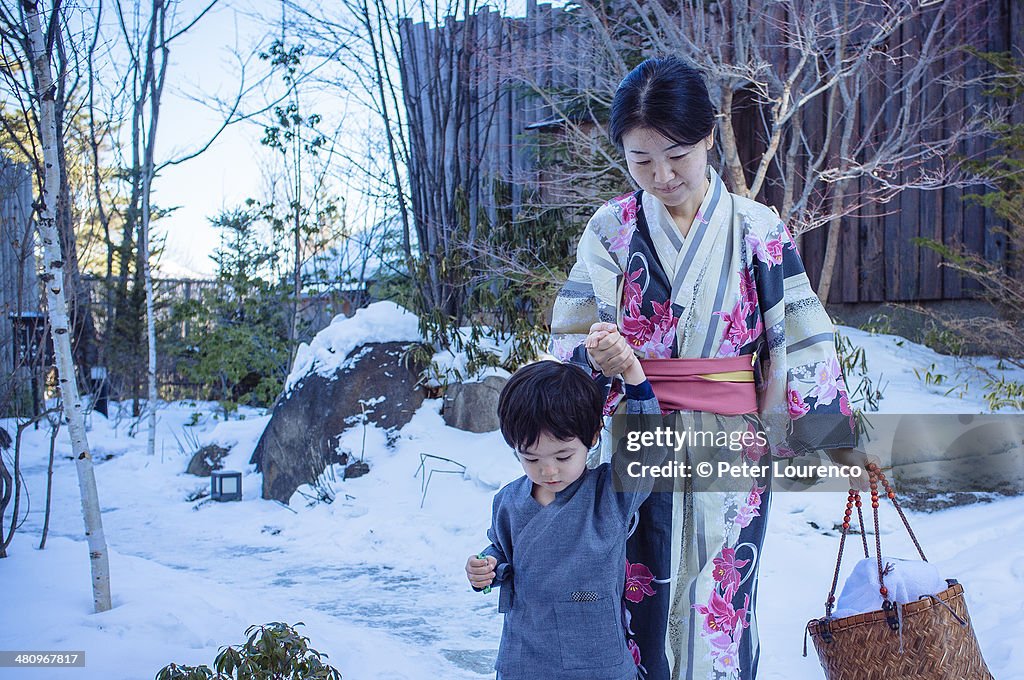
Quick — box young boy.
[465,329,664,680]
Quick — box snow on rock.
[286,301,422,391]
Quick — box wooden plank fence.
[399,0,1022,305]
[1,160,39,387]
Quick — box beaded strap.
[823,463,927,619]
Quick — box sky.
[146,0,273,277]
[141,0,541,278]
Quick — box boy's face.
[518,431,594,494]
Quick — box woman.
[550,56,868,680]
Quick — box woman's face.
[621,126,713,210]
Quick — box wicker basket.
[804,465,993,680]
[807,581,993,679]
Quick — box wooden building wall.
[400,0,1022,304]
[0,160,39,394]
[798,0,1024,303]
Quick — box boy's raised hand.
[466,554,497,589]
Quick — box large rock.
[250,341,426,503]
[442,375,507,433]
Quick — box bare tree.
[113,0,265,453]
[2,0,101,379]
[517,0,989,303]
[277,0,510,341]
[21,0,112,611]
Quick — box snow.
[2,326,1023,679]
[286,301,422,391]
[287,299,516,390]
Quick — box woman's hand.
[825,448,881,492]
[585,322,636,378]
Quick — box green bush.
[169,207,292,414]
[155,622,343,680]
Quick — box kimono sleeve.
[549,203,623,377]
[603,382,669,522]
[752,220,858,455]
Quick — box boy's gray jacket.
[481,396,663,680]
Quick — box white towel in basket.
[833,556,947,618]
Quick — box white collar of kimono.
[639,165,732,309]
[641,164,721,258]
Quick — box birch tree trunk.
[24,0,112,612]
[141,0,169,457]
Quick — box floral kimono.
[550,166,857,680]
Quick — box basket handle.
[823,463,927,617]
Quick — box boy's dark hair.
[609,55,716,150]
[497,360,604,454]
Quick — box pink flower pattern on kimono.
[747,483,767,510]
[713,644,741,674]
[839,390,852,415]
[781,222,799,250]
[714,300,763,357]
[707,631,741,674]
[599,193,638,258]
[622,305,654,347]
[696,479,757,679]
[621,269,653,346]
[787,387,810,418]
[635,300,677,359]
[707,631,734,656]
[622,267,643,304]
[621,269,678,359]
[738,266,758,310]
[608,225,636,255]
[618,192,638,225]
[638,325,675,359]
[807,357,842,406]
[624,560,657,603]
[695,589,741,635]
[775,442,799,458]
[627,638,642,666]
[602,387,624,417]
[743,424,770,462]
[745,233,785,268]
[549,337,577,363]
[651,299,674,329]
[734,478,766,530]
[712,548,750,594]
[734,503,760,529]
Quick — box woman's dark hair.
[609,56,716,149]
[497,360,604,454]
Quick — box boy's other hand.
[466,554,497,589]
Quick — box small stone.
[344,461,370,480]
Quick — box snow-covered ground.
[2,312,1023,679]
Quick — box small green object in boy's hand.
[477,553,492,594]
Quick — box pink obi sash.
[638,356,758,415]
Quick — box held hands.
[466,554,497,590]
[585,322,645,385]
